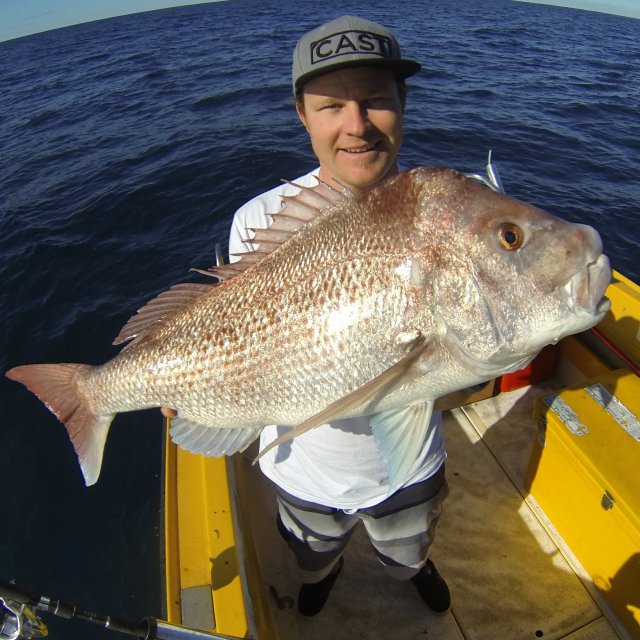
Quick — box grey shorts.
[274,464,448,579]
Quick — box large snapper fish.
[7,168,611,487]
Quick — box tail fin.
[6,364,115,486]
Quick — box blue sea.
[0,0,638,637]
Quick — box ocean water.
[0,0,638,637]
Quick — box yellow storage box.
[526,368,640,638]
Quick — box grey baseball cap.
[292,15,421,95]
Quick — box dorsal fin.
[113,282,215,347]
[205,179,350,281]
[112,181,349,347]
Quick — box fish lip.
[563,253,612,317]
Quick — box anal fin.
[170,417,261,456]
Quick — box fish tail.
[6,363,114,486]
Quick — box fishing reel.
[0,595,47,640]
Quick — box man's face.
[297,66,404,194]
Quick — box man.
[227,16,451,618]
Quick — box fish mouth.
[564,253,611,318]
[437,253,612,378]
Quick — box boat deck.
[234,382,627,640]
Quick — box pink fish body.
[6,168,611,485]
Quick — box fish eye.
[498,223,523,250]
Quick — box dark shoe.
[411,559,451,614]
[298,557,344,616]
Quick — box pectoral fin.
[369,402,434,494]
[254,337,435,463]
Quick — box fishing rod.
[0,580,242,640]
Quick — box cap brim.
[295,58,421,92]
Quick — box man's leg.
[362,475,451,613]
[275,490,358,615]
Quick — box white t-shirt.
[228,169,446,510]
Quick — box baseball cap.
[292,15,421,95]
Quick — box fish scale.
[6,168,611,485]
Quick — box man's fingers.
[161,407,178,419]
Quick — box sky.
[515,0,640,19]
[0,0,221,42]
[0,0,638,42]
